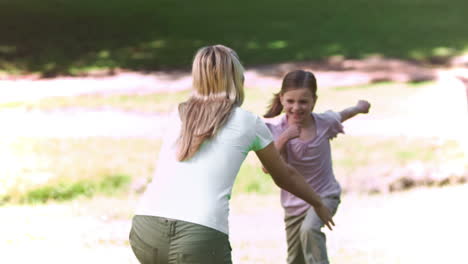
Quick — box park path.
[0,108,464,139]
[1,184,467,264]
[0,68,384,103]
[0,66,466,139]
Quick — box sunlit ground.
[0,70,467,263]
[1,184,467,263]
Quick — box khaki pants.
[129,215,232,264]
[284,196,340,264]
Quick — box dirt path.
[1,67,466,140]
[0,57,440,103]
[0,109,167,138]
[1,184,467,264]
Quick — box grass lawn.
[0,137,160,204]
[1,0,467,75]
[1,80,466,203]
[1,133,464,204]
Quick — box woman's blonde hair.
[177,45,245,161]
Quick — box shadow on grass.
[1,0,468,77]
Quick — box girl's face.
[280,88,316,124]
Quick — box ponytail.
[263,92,283,118]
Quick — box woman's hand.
[314,202,335,231]
[256,144,335,231]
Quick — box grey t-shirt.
[266,110,343,216]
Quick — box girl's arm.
[275,124,300,153]
[261,124,300,173]
[256,143,335,230]
[455,76,468,106]
[339,100,371,122]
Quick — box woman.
[129,45,334,264]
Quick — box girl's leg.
[284,212,307,264]
[299,196,340,264]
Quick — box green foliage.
[233,161,277,195]
[0,133,465,205]
[17,174,131,204]
[0,137,161,205]
[1,0,468,75]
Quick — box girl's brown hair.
[263,70,317,118]
[177,45,245,161]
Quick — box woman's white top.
[135,107,273,234]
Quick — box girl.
[129,46,334,264]
[264,70,370,264]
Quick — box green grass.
[0,137,278,204]
[17,174,131,204]
[1,0,468,76]
[232,153,278,196]
[331,135,467,192]
[0,137,161,204]
[1,80,465,204]
[1,134,465,204]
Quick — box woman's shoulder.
[230,107,273,130]
[231,107,259,121]
[233,106,255,115]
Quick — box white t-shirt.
[135,107,273,234]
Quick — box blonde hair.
[177,45,245,161]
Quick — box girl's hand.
[356,100,371,114]
[455,75,468,85]
[314,203,335,231]
[282,124,301,141]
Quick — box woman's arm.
[339,100,371,122]
[255,143,335,230]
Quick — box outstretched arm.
[455,76,468,107]
[256,143,335,230]
[456,75,468,85]
[339,100,371,122]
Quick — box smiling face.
[280,88,317,125]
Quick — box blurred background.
[1,0,467,263]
